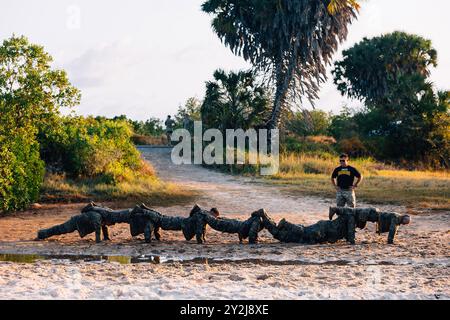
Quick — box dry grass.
[40,163,199,207]
[266,154,450,210]
[131,134,167,146]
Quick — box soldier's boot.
[329,207,337,221]
[278,218,288,229]
[251,209,267,218]
[260,215,280,237]
[140,203,153,211]
[259,214,276,228]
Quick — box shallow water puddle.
[0,253,158,264]
[0,253,412,266]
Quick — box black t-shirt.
[331,165,361,190]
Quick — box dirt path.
[0,147,449,299]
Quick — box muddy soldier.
[129,204,208,243]
[331,153,363,208]
[252,209,357,244]
[36,203,131,243]
[201,208,264,244]
[329,207,411,244]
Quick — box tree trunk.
[267,54,298,130]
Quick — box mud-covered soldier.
[201,208,264,244]
[331,153,363,208]
[164,115,176,146]
[253,209,356,245]
[329,207,411,244]
[37,211,109,243]
[129,204,208,244]
[80,202,132,241]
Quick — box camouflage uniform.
[129,204,207,244]
[376,212,405,244]
[201,209,264,244]
[329,207,406,244]
[336,189,356,208]
[37,212,106,243]
[253,210,356,244]
[37,202,132,243]
[164,117,176,145]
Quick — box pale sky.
[1,0,449,120]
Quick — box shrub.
[282,135,337,155]
[131,134,167,146]
[338,137,368,158]
[0,36,79,213]
[0,133,45,212]
[40,116,148,184]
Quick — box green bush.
[40,116,144,184]
[0,134,45,212]
[0,35,80,213]
[281,135,337,156]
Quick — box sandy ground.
[0,147,448,300]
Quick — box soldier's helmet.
[278,218,288,229]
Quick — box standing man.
[331,153,363,208]
[164,115,175,146]
[182,114,191,132]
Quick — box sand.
[0,147,448,300]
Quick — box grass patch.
[40,165,199,208]
[210,152,449,210]
[131,134,167,146]
[266,154,450,210]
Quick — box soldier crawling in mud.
[329,207,411,244]
[36,202,131,243]
[129,204,209,244]
[252,209,357,245]
[199,208,264,244]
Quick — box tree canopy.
[333,31,437,105]
[202,0,359,128]
[332,32,449,167]
[201,69,272,132]
[0,35,80,211]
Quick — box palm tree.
[201,69,272,132]
[202,0,360,129]
[328,0,360,14]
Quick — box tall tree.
[0,35,80,211]
[201,69,271,132]
[333,32,449,166]
[202,0,359,129]
[333,31,437,105]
